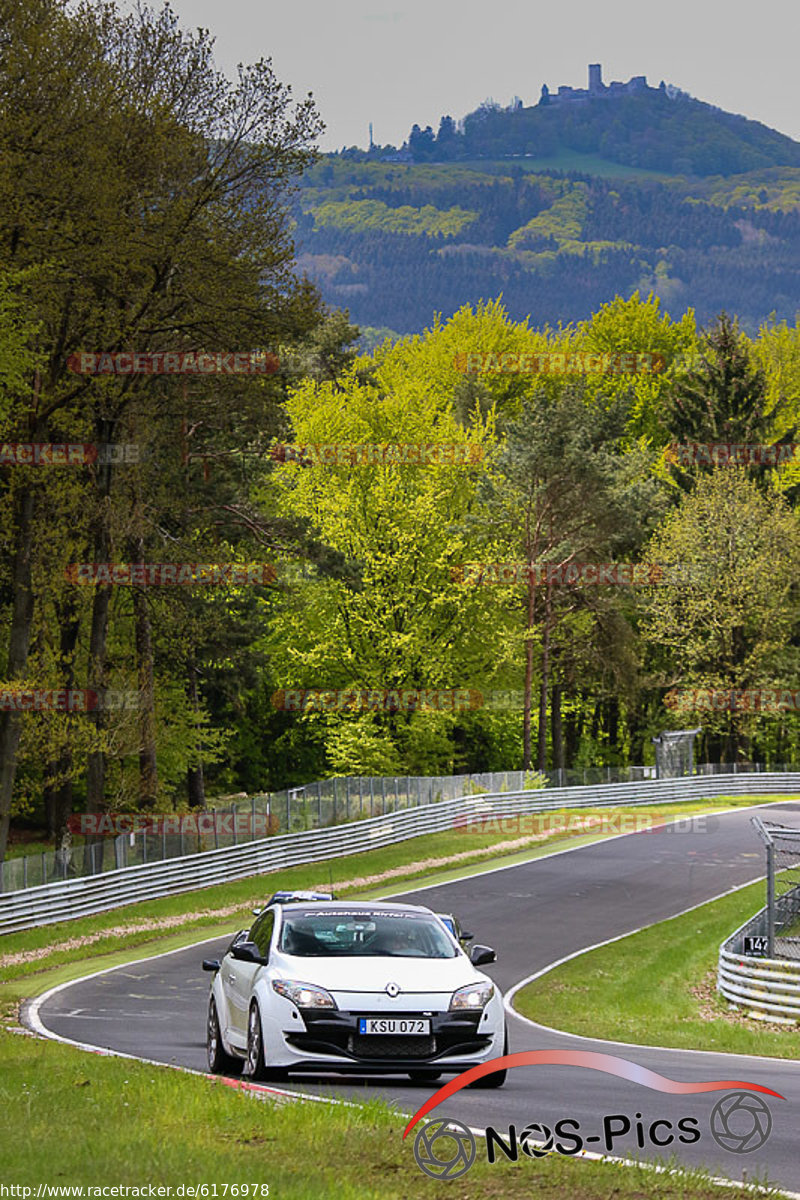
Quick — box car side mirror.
[470,944,496,966]
[231,941,266,964]
[202,958,221,972]
[461,931,474,942]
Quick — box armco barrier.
[718,912,800,1024]
[3,772,800,936]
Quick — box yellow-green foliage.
[507,183,588,250]
[703,167,800,211]
[305,198,477,237]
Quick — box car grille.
[351,1034,435,1059]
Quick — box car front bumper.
[276,1006,499,1071]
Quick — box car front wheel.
[243,1001,287,1083]
[243,1002,267,1080]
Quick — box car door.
[226,909,274,1044]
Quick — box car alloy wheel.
[244,1002,266,1080]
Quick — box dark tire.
[469,1026,507,1089]
[408,1070,442,1082]
[206,995,241,1076]
[243,1001,267,1080]
[243,1002,287,1083]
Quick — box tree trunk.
[0,485,36,862]
[552,680,564,772]
[537,586,551,771]
[131,539,158,808]
[85,424,116,814]
[186,662,206,807]
[522,576,536,770]
[50,594,82,873]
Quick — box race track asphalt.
[32,802,800,1193]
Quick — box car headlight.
[272,979,338,1009]
[449,982,494,1011]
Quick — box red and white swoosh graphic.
[403,1049,785,1138]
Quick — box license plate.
[358,1017,430,1035]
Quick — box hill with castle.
[291,65,800,339]
[389,64,800,177]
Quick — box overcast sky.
[157,0,799,151]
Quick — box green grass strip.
[515,879,800,1059]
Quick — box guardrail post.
[767,841,776,957]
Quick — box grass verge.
[0,1025,788,1197]
[514,879,800,1059]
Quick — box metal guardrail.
[3,771,800,936]
[5,760,796,896]
[718,907,800,1024]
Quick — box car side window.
[251,909,275,959]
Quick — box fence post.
[231,803,238,846]
[142,828,147,864]
[213,807,219,850]
[767,841,776,958]
[370,777,374,819]
[252,795,257,842]
[23,854,27,889]
[346,777,351,822]
[317,783,322,828]
[286,789,291,832]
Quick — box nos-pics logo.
[405,1051,782,1180]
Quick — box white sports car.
[203,900,507,1086]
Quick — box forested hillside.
[294,159,800,337]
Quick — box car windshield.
[279,909,458,958]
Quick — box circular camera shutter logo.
[519,1122,555,1158]
[710,1091,773,1154]
[413,1118,476,1180]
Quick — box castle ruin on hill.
[540,63,664,105]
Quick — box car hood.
[272,952,483,995]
